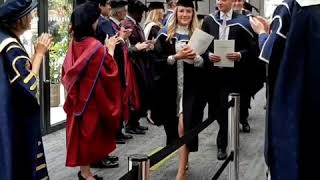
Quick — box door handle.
[42,56,50,84]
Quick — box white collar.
[168,9,174,13]
[100,15,109,20]
[127,15,136,25]
[220,9,233,19]
[110,17,121,26]
[296,0,320,6]
[176,25,189,35]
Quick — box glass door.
[47,0,72,126]
[39,0,73,134]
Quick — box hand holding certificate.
[213,40,235,68]
[188,28,214,55]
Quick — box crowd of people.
[1,0,319,179]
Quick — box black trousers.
[208,88,250,150]
[240,91,251,124]
[208,89,230,150]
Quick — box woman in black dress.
[151,0,206,179]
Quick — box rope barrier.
[118,98,237,180]
[149,99,235,167]
[118,169,135,180]
[211,152,234,180]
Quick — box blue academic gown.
[270,1,320,180]
[162,10,174,26]
[96,16,116,44]
[0,30,48,180]
[258,0,294,168]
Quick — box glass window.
[48,0,72,125]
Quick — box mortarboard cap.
[0,0,38,23]
[243,2,259,13]
[110,0,128,8]
[147,0,165,11]
[176,0,202,10]
[128,0,148,13]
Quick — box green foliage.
[48,0,72,84]
[49,37,69,84]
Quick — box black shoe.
[125,128,146,134]
[242,122,251,133]
[91,159,119,168]
[137,125,148,131]
[118,132,133,140]
[217,148,227,160]
[116,138,126,144]
[107,155,119,162]
[93,175,103,180]
[78,171,103,180]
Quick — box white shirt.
[219,10,233,40]
[126,15,137,25]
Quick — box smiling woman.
[151,0,207,179]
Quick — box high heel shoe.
[77,171,103,180]
[146,110,155,125]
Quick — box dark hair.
[84,0,108,6]
[97,0,108,6]
[71,2,100,41]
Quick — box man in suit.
[109,0,138,143]
[201,0,257,160]
[122,0,153,135]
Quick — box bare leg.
[80,166,96,180]
[176,114,190,180]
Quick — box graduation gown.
[270,1,320,180]
[0,30,48,180]
[163,10,174,26]
[151,28,206,151]
[96,16,116,44]
[109,19,141,122]
[201,12,258,94]
[123,17,152,116]
[258,0,294,167]
[144,22,161,40]
[62,37,122,166]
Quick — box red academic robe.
[62,37,121,167]
[122,46,141,123]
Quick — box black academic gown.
[201,11,257,149]
[0,29,48,180]
[151,28,206,151]
[270,2,320,180]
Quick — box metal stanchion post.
[228,93,240,180]
[128,154,150,180]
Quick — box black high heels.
[77,171,103,180]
